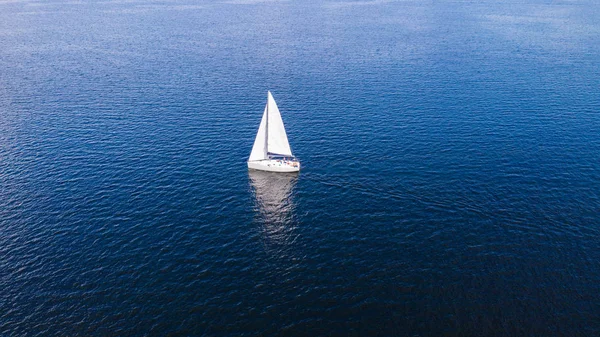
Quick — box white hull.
[248,159,300,173]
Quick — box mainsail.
[266,91,293,157]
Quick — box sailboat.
[248,91,300,172]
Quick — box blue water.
[1,0,600,335]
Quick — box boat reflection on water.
[248,170,299,249]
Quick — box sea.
[1,0,599,335]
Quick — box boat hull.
[248,159,300,173]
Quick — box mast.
[265,92,269,158]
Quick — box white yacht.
[247,91,300,172]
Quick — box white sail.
[248,104,268,161]
[266,91,293,156]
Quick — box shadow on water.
[248,170,299,255]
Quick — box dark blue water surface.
[1,0,600,335]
